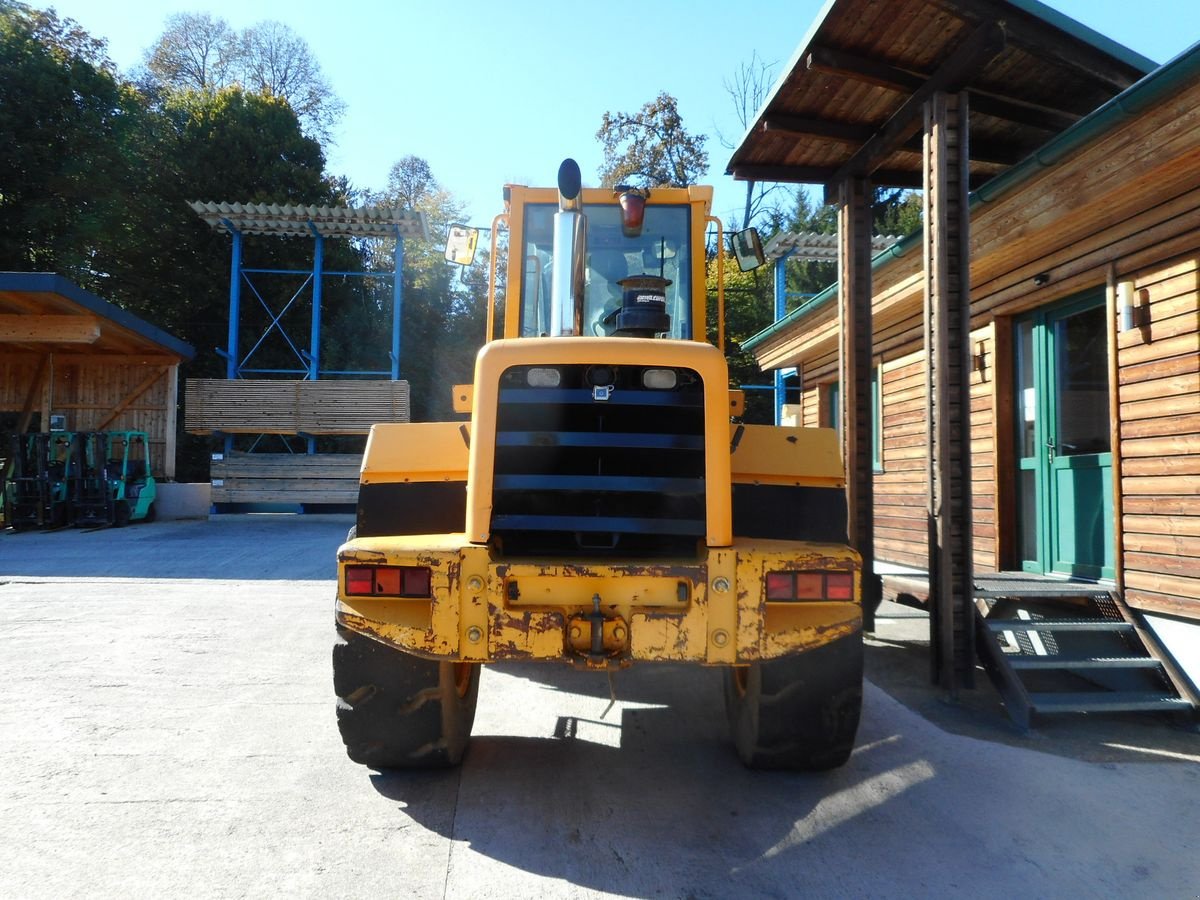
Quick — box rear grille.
[491,364,706,557]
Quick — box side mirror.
[730,227,766,271]
[444,224,480,266]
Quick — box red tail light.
[344,565,432,598]
[764,570,856,602]
[825,572,854,600]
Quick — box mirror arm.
[706,216,725,353]
[487,213,508,343]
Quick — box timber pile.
[185,379,410,435]
[210,452,361,505]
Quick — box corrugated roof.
[764,231,899,261]
[188,202,430,240]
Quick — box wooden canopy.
[1,273,194,477]
[726,0,1155,196]
[0,272,194,362]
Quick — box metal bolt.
[569,625,582,640]
[712,629,729,647]
[467,575,484,593]
[712,576,731,593]
[466,626,483,643]
[613,625,626,642]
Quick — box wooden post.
[923,91,975,692]
[16,354,50,433]
[164,365,179,480]
[839,177,880,630]
[40,353,54,432]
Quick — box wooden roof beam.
[967,89,1081,133]
[823,23,1007,198]
[731,164,996,192]
[763,115,1044,167]
[732,164,921,187]
[0,314,100,343]
[926,0,1147,91]
[901,135,1027,167]
[761,114,874,144]
[807,43,1085,129]
[807,45,923,92]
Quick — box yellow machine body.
[336,180,860,670]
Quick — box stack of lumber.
[209,452,361,505]
[185,379,410,435]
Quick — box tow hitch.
[567,594,629,667]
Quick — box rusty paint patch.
[339,548,388,563]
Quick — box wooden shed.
[0,272,194,478]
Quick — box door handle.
[1046,437,1056,462]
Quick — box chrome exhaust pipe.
[550,159,586,336]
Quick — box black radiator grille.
[491,364,706,557]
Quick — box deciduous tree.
[597,92,709,189]
[141,13,344,142]
[142,12,233,92]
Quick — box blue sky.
[42,0,1200,226]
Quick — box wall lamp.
[972,340,987,379]
[1033,272,1050,287]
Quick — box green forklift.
[3,432,73,530]
[70,431,157,527]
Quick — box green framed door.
[1014,293,1114,579]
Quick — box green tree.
[597,92,709,189]
[365,156,489,422]
[0,2,144,275]
[873,188,922,237]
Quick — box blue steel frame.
[220,220,407,383]
[216,219,408,455]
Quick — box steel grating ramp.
[974,583,1197,731]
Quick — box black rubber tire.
[114,500,130,527]
[333,624,480,769]
[142,501,156,523]
[724,630,864,771]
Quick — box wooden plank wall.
[793,325,998,574]
[876,349,927,569]
[1117,253,1200,617]
[1,354,176,476]
[185,379,410,434]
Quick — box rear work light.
[765,570,855,602]
[344,565,432,598]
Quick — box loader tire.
[333,625,479,769]
[724,630,863,771]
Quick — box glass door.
[1014,294,1114,579]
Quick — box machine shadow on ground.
[365,662,941,898]
[358,657,1198,895]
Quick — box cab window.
[520,203,691,339]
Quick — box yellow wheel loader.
[333,160,862,770]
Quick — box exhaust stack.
[550,159,587,336]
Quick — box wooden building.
[1,273,194,478]
[732,0,1199,715]
[744,38,1200,621]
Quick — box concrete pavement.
[1,515,1197,898]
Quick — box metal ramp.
[974,580,1198,730]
